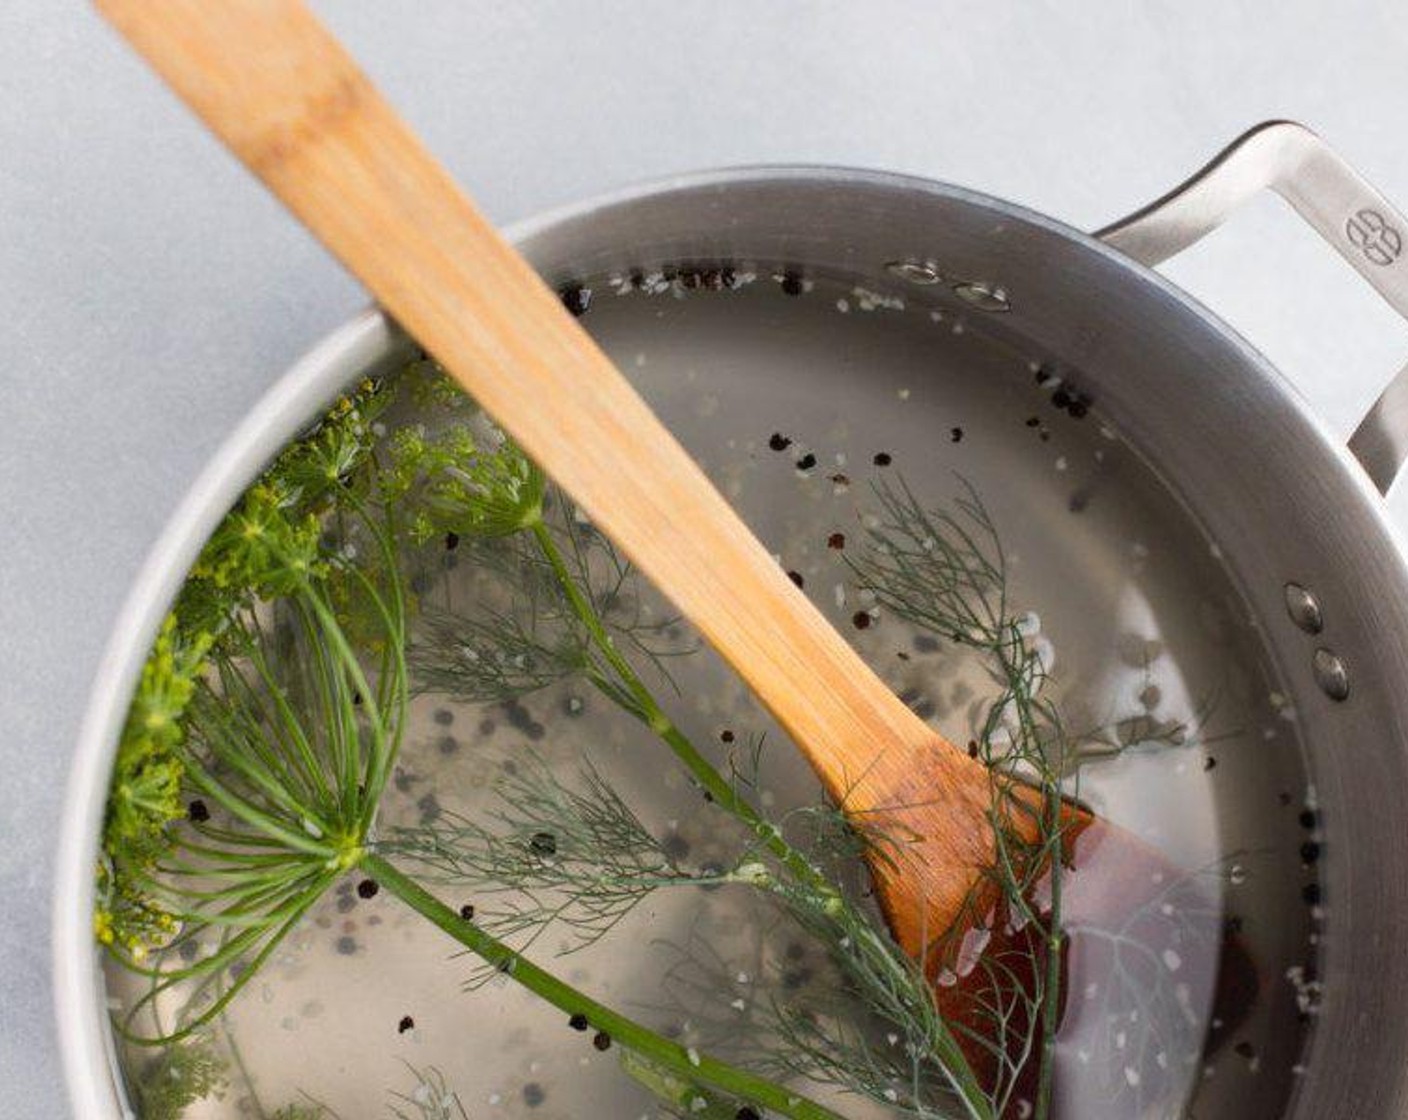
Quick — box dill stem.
[532,516,992,1117]
[1001,633,1063,1120]
[362,852,846,1120]
[219,1010,271,1120]
[1034,784,1064,1120]
[528,521,835,899]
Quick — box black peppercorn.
[559,285,592,317]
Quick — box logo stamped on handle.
[1345,208,1403,266]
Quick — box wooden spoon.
[95,0,1002,955]
[96,1,1249,1098]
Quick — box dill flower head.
[190,482,324,596]
[105,617,206,862]
[271,377,390,510]
[386,420,545,542]
[99,380,396,961]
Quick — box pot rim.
[53,162,1408,1118]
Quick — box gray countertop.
[4,4,1408,1115]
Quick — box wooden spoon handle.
[95,0,955,805]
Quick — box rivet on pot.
[1283,582,1324,634]
[1312,648,1350,702]
[952,280,1011,313]
[884,260,943,286]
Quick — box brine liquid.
[107,267,1318,1119]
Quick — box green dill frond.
[411,605,590,703]
[384,755,696,965]
[756,875,982,1118]
[686,477,1076,1118]
[850,476,1008,651]
[384,417,544,542]
[102,381,402,961]
[271,378,393,511]
[724,731,770,799]
[114,540,407,1043]
[408,498,686,713]
[100,616,212,954]
[127,1033,227,1120]
[550,509,694,690]
[102,345,1110,1120]
[100,360,860,1120]
[190,483,325,599]
[404,517,592,703]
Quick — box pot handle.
[1096,120,1408,494]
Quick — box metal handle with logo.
[1096,120,1408,493]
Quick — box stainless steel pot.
[55,121,1408,1118]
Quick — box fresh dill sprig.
[751,829,994,1119]
[386,755,704,965]
[126,1033,227,1120]
[850,476,1070,1118]
[107,359,1169,1120]
[401,441,997,1117]
[104,370,851,1120]
[407,502,686,710]
[382,416,545,542]
[412,603,591,704]
[98,378,393,958]
[116,517,409,1045]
